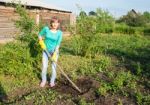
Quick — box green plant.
[77,55,111,76]
[97,82,111,96]
[136,62,142,75]
[118,98,123,105]
[135,91,143,105]
[111,71,133,92]
[142,95,150,105]
[0,42,33,77]
[92,55,111,72]
[71,8,115,57]
[78,98,87,105]
[143,27,150,35]
[13,2,39,42]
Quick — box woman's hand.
[39,40,46,50]
[51,51,57,62]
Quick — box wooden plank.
[0,20,14,23]
[0,28,19,37]
[0,27,19,32]
[0,23,15,28]
[0,32,20,38]
[0,16,20,22]
[0,14,18,17]
[0,34,17,38]
[0,17,10,21]
[0,13,14,16]
[0,9,15,12]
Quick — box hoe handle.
[45,50,82,93]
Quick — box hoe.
[45,50,82,93]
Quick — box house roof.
[0,0,71,13]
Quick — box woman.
[38,16,63,87]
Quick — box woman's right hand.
[39,40,46,50]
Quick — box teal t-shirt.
[38,26,63,52]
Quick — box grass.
[0,34,150,104]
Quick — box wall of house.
[0,3,74,40]
[0,5,20,39]
[39,9,71,31]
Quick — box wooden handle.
[44,50,82,93]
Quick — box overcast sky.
[45,0,150,18]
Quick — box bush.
[104,27,113,33]
[114,25,136,35]
[0,42,35,78]
[77,55,111,76]
[97,82,111,96]
[72,8,115,57]
[143,28,150,35]
[112,71,133,91]
[0,3,41,78]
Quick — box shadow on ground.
[107,45,150,78]
[0,83,7,104]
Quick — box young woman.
[38,16,63,87]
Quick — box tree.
[143,11,150,20]
[79,11,87,17]
[95,8,115,33]
[89,11,97,16]
[117,10,146,27]
[143,11,150,26]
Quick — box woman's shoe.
[50,83,55,87]
[40,81,46,87]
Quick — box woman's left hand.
[51,51,57,62]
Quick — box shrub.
[97,82,111,96]
[0,3,41,78]
[72,8,115,57]
[143,28,150,35]
[77,55,111,76]
[0,42,35,78]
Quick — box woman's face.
[51,20,59,29]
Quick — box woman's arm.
[55,31,63,52]
[38,26,47,50]
[38,36,43,41]
[55,46,59,53]
[38,26,48,40]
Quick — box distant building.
[0,0,75,39]
[130,9,138,17]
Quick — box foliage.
[0,3,150,104]
[77,55,111,76]
[143,11,150,27]
[117,10,148,27]
[112,71,134,92]
[95,8,115,33]
[143,27,150,35]
[0,42,35,78]
[79,11,87,17]
[0,3,42,78]
[14,3,38,42]
[73,8,115,57]
[97,82,111,96]
[89,11,97,16]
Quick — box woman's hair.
[50,16,61,24]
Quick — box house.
[0,0,75,40]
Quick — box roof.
[0,0,71,13]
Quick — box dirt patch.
[54,76,96,96]
[2,77,96,101]
[53,76,102,104]
[1,76,137,105]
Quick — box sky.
[45,0,150,18]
